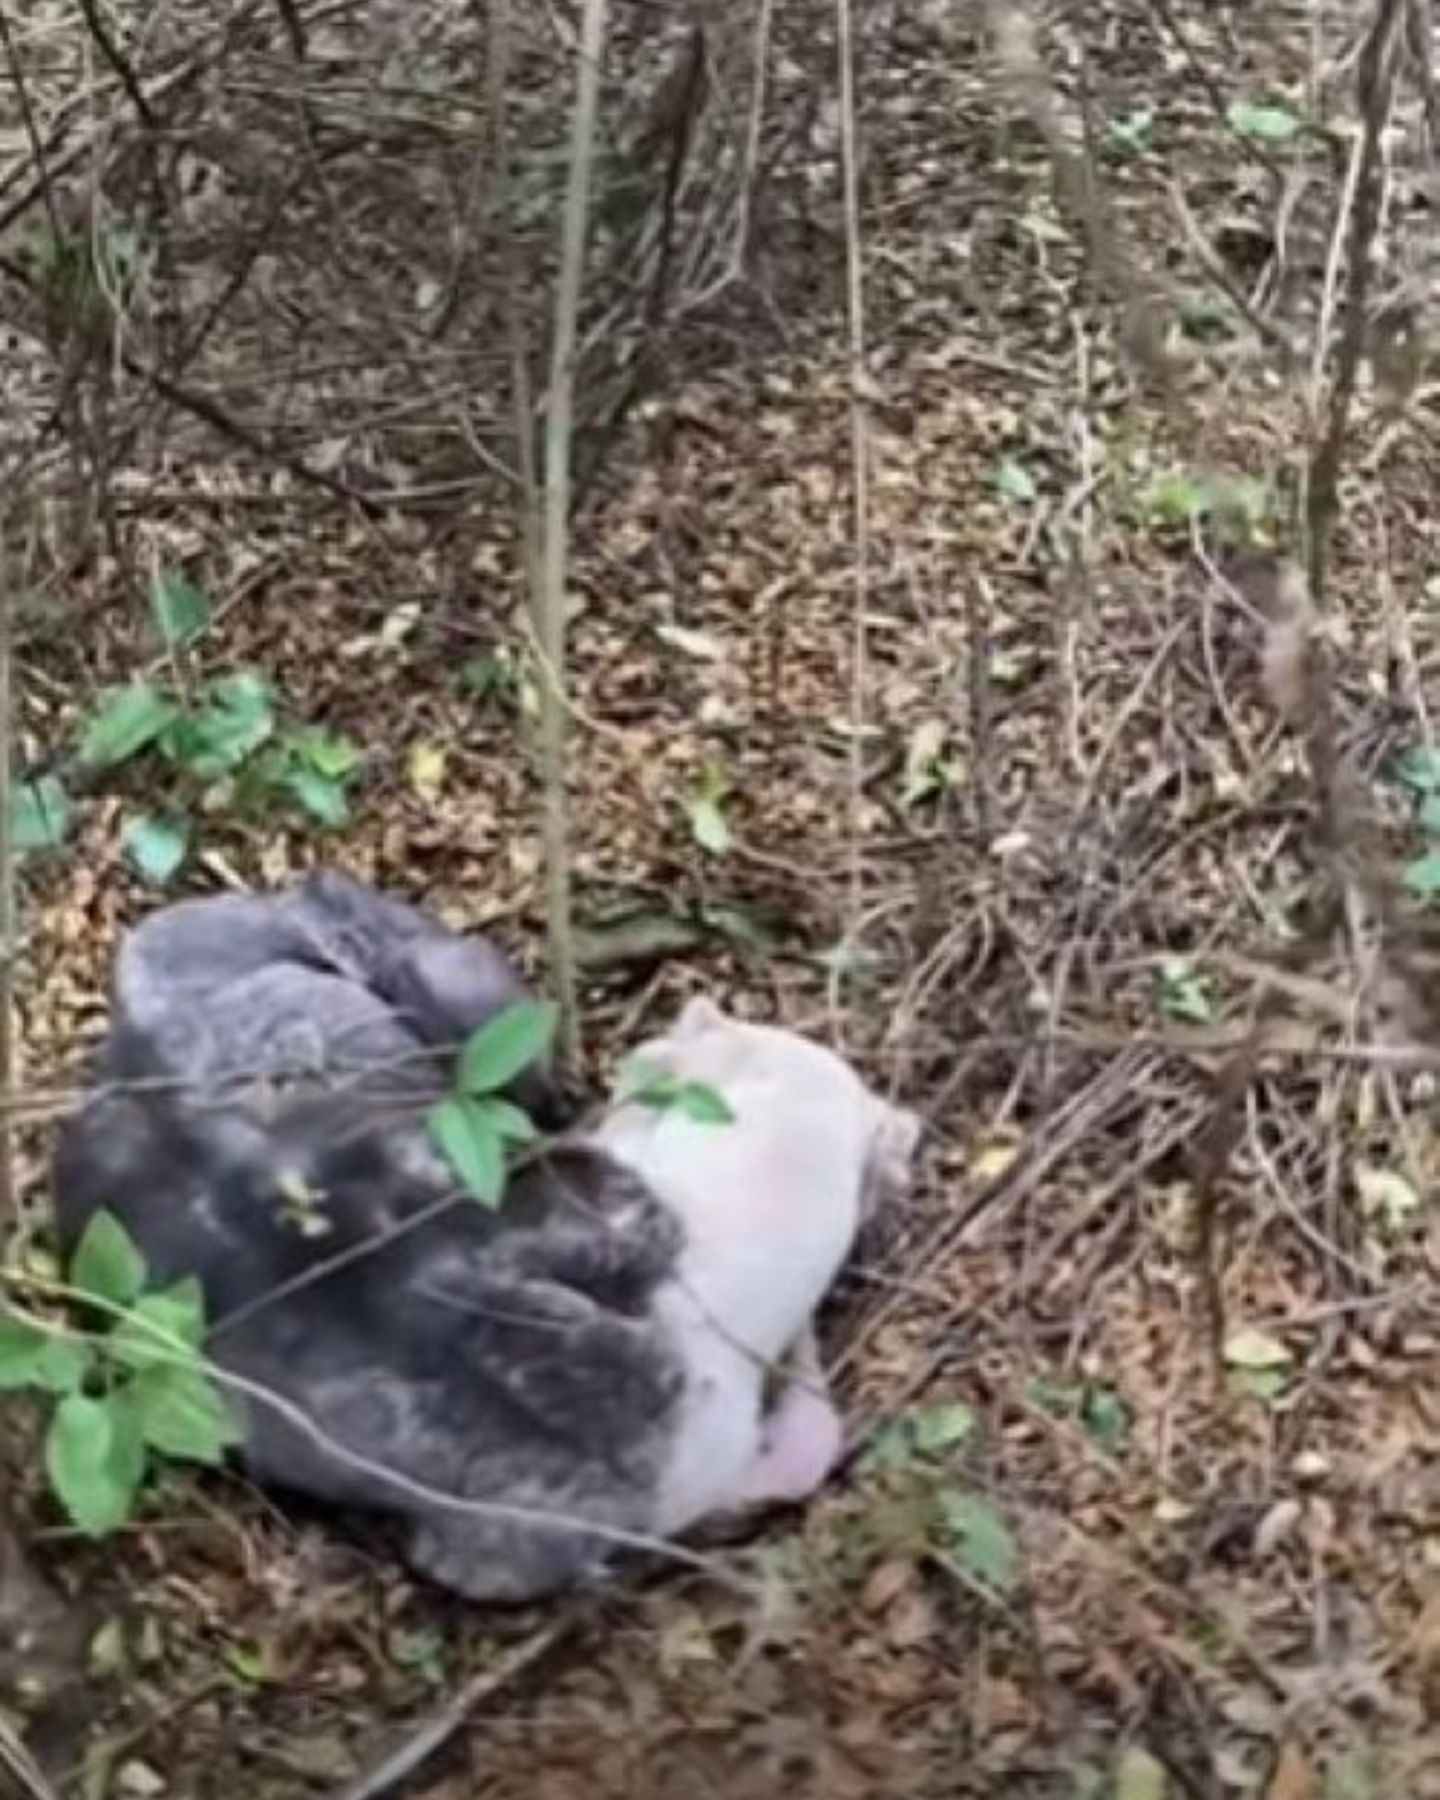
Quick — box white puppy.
[597,997,921,1535]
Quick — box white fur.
[596,997,920,1533]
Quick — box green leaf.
[46,1393,133,1537]
[1419,792,1440,834]
[290,730,361,779]
[1081,1386,1131,1449]
[109,1287,206,1372]
[474,1096,540,1145]
[1158,956,1214,1024]
[1325,1742,1381,1800]
[427,1096,506,1205]
[79,682,178,769]
[0,1314,57,1388]
[671,1080,736,1125]
[615,1057,678,1105]
[32,1335,93,1395]
[909,1402,976,1456]
[995,457,1037,504]
[129,1367,239,1464]
[285,767,350,827]
[938,1489,1019,1591]
[1236,1366,1289,1403]
[614,1062,734,1125]
[686,790,731,856]
[1400,743,1440,790]
[12,774,73,851]
[457,1000,558,1096]
[1404,849,1440,898]
[70,1211,147,1310]
[1227,99,1302,142]
[1145,470,1209,525]
[163,673,274,779]
[121,812,189,885]
[1114,1746,1168,1800]
[104,1387,149,1500]
[1107,106,1153,152]
[148,571,210,647]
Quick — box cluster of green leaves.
[425,1000,741,1205]
[12,571,362,884]
[426,1001,559,1206]
[859,1401,1019,1594]
[1142,466,1276,541]
[0,1213,238,1536]
[1390,745,1440,899]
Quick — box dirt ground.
[7,2,1440,1796]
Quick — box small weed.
[426,1002,557,1205]
[857,1402,1019,1596]
[0,1213,239,1536]
[1107,106,1155,155]
[10,570,364,881]
[1157,955,1214,1024]
[1389,745,1440,898]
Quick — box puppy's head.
[631,995,922,1219]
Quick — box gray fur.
[104,867,563,1122]
[51,874,686,1601]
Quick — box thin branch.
[1305,0,1406,608]
[323,1618,574,1800]
[533,0,608,1062]
[833,0,870,1030]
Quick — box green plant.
[900,719,966,809]
[1025,1376,1131,1450]
[1107,106,1155,155]
[858,1402,1019,1594]
[1389,745,1440,898]
[1226,99,1303,144]
[10,569,365,881]
[683,764,732,856]
[426,1001,558,1205]
[0,1213,239,1536]
[1156,955,1214,1024]
[614,1057,736,1124]
[1142,467,1275,541]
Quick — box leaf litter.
[8,1,1440,1797]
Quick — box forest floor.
[7,3,1440,1798]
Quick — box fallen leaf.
[408,743,447,802]
[969,1132,1022,1183]
[1223,1327,1293,1370]
[1266,1742,1316,1800]
[1254,1498,1304,1558]
[1353,1163,1420,1231]
[861,1558,915,1614]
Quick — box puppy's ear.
[675,994,726,1038]
[860,1102,921,1219]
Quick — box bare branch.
[533,0,609,1061]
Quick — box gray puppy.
[52,873,684,1599]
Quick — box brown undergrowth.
[6,2,1440,1797]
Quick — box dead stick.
[324,1619,572,1800]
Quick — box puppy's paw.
[735,1386,844,1507]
